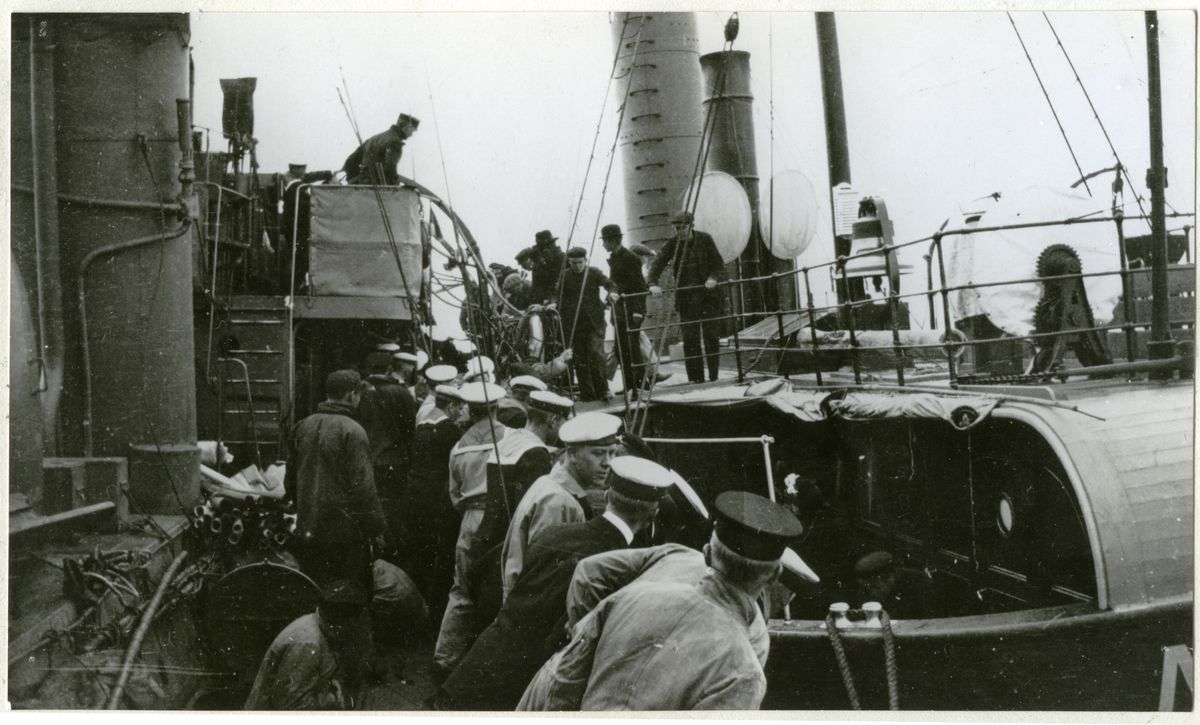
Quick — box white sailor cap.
[453,339,477,355]
[464,356,495,380]
[780,547,821,590]
[667,470,709,520]
[424,365,458,384]
[394,351,419,365]
[458,381,507,406]
[376,342,401,353]
[558,412,622,446]
[428,326,451,343]
[435,384,463,402]
[510,375,548,392]
[415,350,429,371]
[606,456,674,502]
[526,390,573,416]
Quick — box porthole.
[996,494,1014,536]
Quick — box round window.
[996,494,1014,536]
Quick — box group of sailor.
[247,112,823,712]
[248,333,814,710]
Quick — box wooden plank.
[1118,461,1195,489]
[1125,479,1192,505]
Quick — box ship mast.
[815,12,855,307]
[1143,11,1175,377]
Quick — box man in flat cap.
[467,389,574,630]
[286,370,389,591]
[601,224,650,399]
[400,384,467,627]
[529,231,566,307]
[245,579,370,710]
[434,382,511,676]
[649,210,729,383]
[439,457,673,711]
[519,491,802,711]
[557,247,616,402]
[343,113,419,186]
[500,412,621,600]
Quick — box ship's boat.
[637,376,1192,710]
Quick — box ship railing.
[620,212,1194,390]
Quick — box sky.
[189,10,1196,332]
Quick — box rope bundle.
[824,606,900,710]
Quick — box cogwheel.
[1035,243,1082,278]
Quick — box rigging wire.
[1006,13,1092,197]
[1041,13,1154,218]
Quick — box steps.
[209,296,290,467]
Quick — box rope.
[1041,13,1150,219]
[1006,13,1090,196]
[824,608,901,710]
[880,610,900,710]
[825,613,861,709]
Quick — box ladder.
[210,295,290,468]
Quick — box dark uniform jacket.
[556,265,614,335]
[648,229,727,310]
[441,515,629,711]
[285,401,387,545]
[530,246,565,306]
[357,374,417,470]
[606,245,648,321]
[343,125,406,185]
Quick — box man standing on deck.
[285,370,389,591]
[500,412,621,601]
[357,353,417,553]
[518,491,803,711]
[433,381,510,677]
[398,384,466,628]
[437,456,676,711]
[468,390,575,630]
[529,230,566,306]
[342,113,419,185]
[557,247,616,402]
[649,210,728,383]
[601,224,649,399]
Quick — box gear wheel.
[1027,243,1112,374]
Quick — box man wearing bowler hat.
[343,112,420,186]
[519,490,804,711]
[649,209,728,383]
[529,230,566,307]
[601,224,650,399]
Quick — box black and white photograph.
[6,6,1195,713]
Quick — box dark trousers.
[569,325,608,401]
[679,299,721,383]
[613,306,645,395]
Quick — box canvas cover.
[944,186,1123,337]
[308,185,423,298]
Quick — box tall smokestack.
[612,12,705,252]
[699,50,797,324]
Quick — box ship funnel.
[219,77,256,139]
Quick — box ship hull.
[764,596,1193,711]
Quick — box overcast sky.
[190,10,1195,331]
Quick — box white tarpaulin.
[308,185,423,298]
[944,186,1123,337]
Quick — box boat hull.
[763,596,1192,711]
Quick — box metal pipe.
[760,436,777,503]
[816,12,853,302]
[1114,212,1138,363]
[78,220,193,456]
[1144,11,1175,375]
[934,235,958,388]
[802,268,824,387]
[58,194,183,214]
[838,262,862,385]
[883,236,906,386]
[27,18,51,392]
[218,357,261,469]
[106,550,189,709]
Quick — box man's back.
[288,402,385,544]
[356,375,416,468]
[244,613,346,710]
